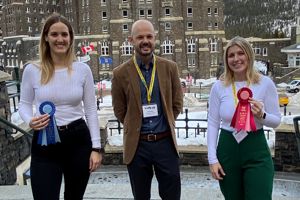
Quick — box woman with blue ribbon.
[18,14,103,200]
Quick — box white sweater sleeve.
[207,81,221,164]
[260,77,281,128]
[82,67,101,148]
[18,64,36,124]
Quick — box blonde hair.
[222,36,260,86]
[39,13,76,84]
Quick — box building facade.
[0,0,293,81]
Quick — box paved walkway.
[0,165,299,200]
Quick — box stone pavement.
[0,165,299,200]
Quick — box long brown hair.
[222,36,260,86]
[39,13,76,84]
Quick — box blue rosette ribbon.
[37,101,61,146]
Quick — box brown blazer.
[111,56,183,164]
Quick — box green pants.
[217,129,274,200]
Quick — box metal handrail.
[0,116,33,138]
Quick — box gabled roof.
[281,43,300,53]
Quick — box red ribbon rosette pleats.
[230,87,257,132]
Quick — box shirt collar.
[135,54,154,70]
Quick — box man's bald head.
[131,20,155,36]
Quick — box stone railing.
[274,123,300,172]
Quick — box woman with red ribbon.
[207,36,281,200]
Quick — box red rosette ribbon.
[230,87,257,132]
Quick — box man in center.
[111,19,183,200]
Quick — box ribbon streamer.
[37,101,61,146]
[230,87,257,132]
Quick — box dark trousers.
[217,129,274,200]
[127,137,181,200]
[30,119,92,200]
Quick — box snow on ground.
[11,78,300,150]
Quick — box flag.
[99,57,113,64]
[81,44,94,54]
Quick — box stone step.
[7,165,300,200]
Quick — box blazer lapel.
[126,59,142,113]
[156,57,166,98]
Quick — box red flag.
[81,44,94,54]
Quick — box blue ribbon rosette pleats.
[37,101,61,146]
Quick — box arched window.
[101,41,109,56]
[161,39,174,54]
[121,40,133,55]
[187,38,196,54]
[210,38,218,52]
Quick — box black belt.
[140,131,171,142]
[57,118,84,131]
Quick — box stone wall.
[274,124,300,173]
[0,72,31,185]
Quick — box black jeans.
[30,118,92,200]
[127,137,181,200]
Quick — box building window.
[123,24,128,32]
[188,58,195,68]
[161,39,173,54]
[187,22,193,30]
[123,10,128,18]
[122,0,128,2]
[139,0,144,3]
[187,38,196,54]
[101,0,106,4]
[102,11,107,19]
[214,8,218,16]
[102,25,108,33]
[146,0,152,3]
[211,54,218,65]
[296,55,300,66]
[165,8,170,16]
[210,38,218,52]
[26,7,30,13]
[121,40,133,55]
[262,47,268,56]
[28,26,32,32]
[214,22,218,29]
[208,7,211,16]
[139,9,145,18]
[253,47,260,55]
[147,9,152,18]
[208,22,212,29]
[187,7,193,17]
[165,22,171,31]
[101,41,109,56]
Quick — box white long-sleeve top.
[207,75,281,164]
[18,62,101,148]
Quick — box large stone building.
[0,0,293,81]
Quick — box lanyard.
[232,82,250,106]
[133,55,157,104]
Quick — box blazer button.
[136,128,140,132]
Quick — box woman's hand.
[248,97,264,118]
[29,114,50,130]
[89,151,103,172]
[209,162,225,180]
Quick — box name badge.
[233,130,248,143]
[142,104,158,118]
